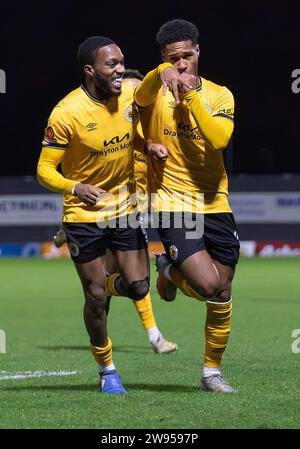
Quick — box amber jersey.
[136,74,234,213]
[41,83,141,222]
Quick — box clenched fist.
[73,183,106,206]
[145,141,168,163]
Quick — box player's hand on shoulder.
[73,183,106,206]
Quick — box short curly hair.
[156,19,199,49]
[123,69,144,81]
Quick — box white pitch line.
[0,370,77,380]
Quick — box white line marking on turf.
[0,370,77,380]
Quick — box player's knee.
[215,287,232,302]
[198,279,220,299]
[127,276,149,301]
[85,282,106,302]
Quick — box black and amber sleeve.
[134,63,173,107]
[37,106,77,194]
[184,86,234,151]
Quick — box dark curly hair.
[123,69,144,81]
[156,19,199,49]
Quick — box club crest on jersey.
[43,126,57,144]
[124,106,138,123]
[169,245,178,261]
[168,100,177,108]
[203,104,212,114]
[68,243,80,257]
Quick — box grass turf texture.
[0,257,299,429]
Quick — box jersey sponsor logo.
[43,126,57,144]
[169,245,178,261]
[91,140,132,157]
[68,242,79,257]
[124,106,139,123]
[86,122,97,131]
[104,132,130,147]
[217,108,234,116]
[164,126,203,141]
[178,123,198,133]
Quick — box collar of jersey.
[196,76,202,91]
[81,84,111,105]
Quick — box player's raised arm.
[134,63,193,107]
[160,66,193,104]
[181,74,234,151]
[134,63,172,106]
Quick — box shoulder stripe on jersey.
[42,143,68,150]
[212,113,234,121]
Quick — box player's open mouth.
[112,78,122,88]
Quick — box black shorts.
[63,218,148,264]
[157,212,240,268]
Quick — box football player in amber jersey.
[52,69,177,355]
[37,36,167,395]
[105,70,177,354]
[134,20,240,393]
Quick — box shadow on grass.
[38,345,151,354]
[4,383,196,393]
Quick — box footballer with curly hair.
[135,19,240,393]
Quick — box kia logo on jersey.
[104,133,130,147]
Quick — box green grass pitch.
[0,257,299,429]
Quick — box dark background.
[0,0,298,176]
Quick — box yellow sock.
[133,292,156,331]
[170,266,206,301]
[204,301,232,368]
[106,273,120,296]
[90,337,113,367]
